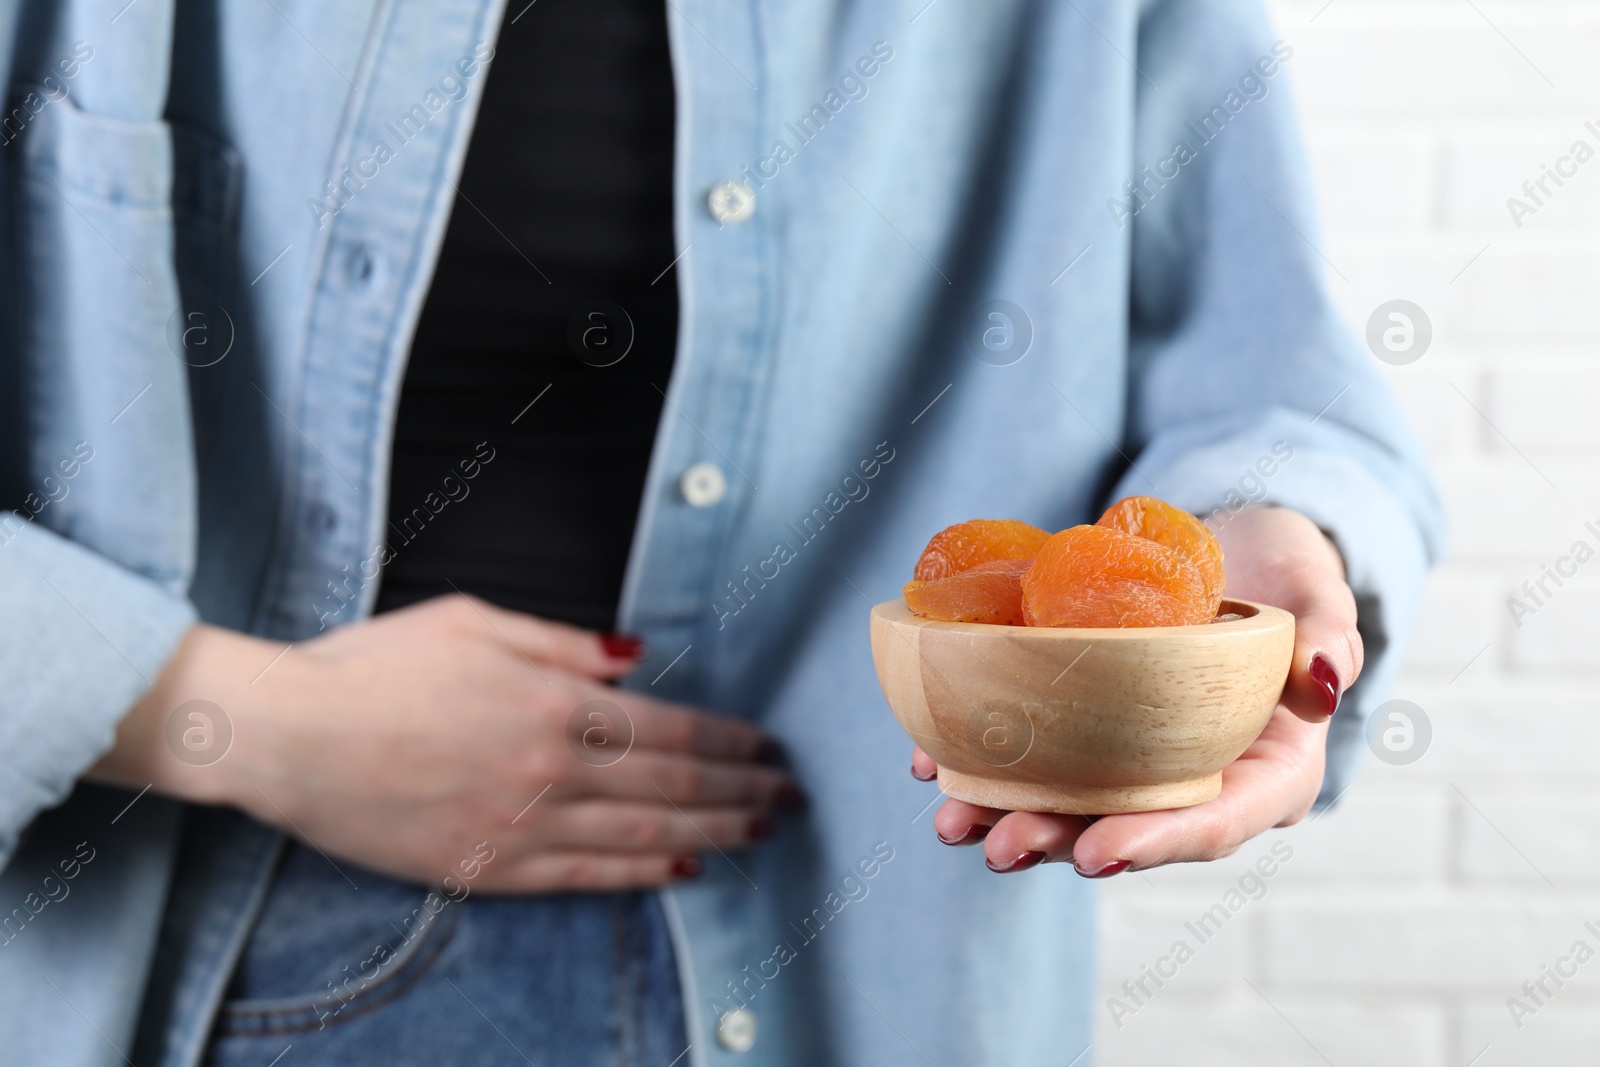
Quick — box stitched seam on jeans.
[613,894,630,1067]
[633,895,649,1065]
[213,899,462,1036]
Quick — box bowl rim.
[871,596,1292,639]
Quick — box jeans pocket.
[211,847,464,1039]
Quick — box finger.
[489,851,704,893]
[447,594,646,679]
[569,750,804,809]
[541,801,773,853]
[1216,512,1362,725]
[600,687,779,762]
[930,797,1008,847]
[910,745,938,782]
[1067,714,1326,876]
[1270,566,1364,725]
[980,810,1096,872]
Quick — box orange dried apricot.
[913,518,1051,582]
[1096,495,1225,618]
[903,558,1031,625]
[1020,525,1211,628]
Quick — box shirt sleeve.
[1112,0,1448,802]
[0,521,195,866]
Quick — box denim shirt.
[0,0,1444,1064]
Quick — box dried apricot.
[904,558,1031,625]
[1096,495,1225,617]
[913,519,1051,582]
[1021,525,1211,628]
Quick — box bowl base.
[936,766,1223,816]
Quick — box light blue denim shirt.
[0,0,1444,1064]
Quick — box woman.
[0,0,1442,1063]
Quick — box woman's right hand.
[92,595,801,891]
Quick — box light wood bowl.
[869,598,1295,814]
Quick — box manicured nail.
[773,783,809,812]
[749,813,776,841]
[910,764,936,782]
[986,850,1045,874]
[1077,859,1131,879]
[601,633,646,660]
[670,856,703,879]
[937,825,989,846]
[1309,653,1341,717]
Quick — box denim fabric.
[199,845,686,1067]
[0,0,1445,1064]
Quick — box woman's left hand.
[914,506,1363,876]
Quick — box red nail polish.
[986,850,1045,874]
[1309,653,1341,717]
[670,856,703,879]
[1077,859,1131,879]
[773,783,808,812]
[601,633,646,660]
[749,813,776,841]
[937,825,990,846]
[910,764,936,782]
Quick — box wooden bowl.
[869,598,1295,814]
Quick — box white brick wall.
[1096,3,1600,1064]
[1483,360,1600,454]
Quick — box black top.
[375,0,678,631]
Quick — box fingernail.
[1076,859,1131,879]
[773,783,809,812]
[755,737,786,764]
[910,764,936,782]
[670,856,702,879]
[937,825,990,846]
[601,633,646,660]
[986,850,1045,874]
[749,813,776,841]
[1309,653,1341,717]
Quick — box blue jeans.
[201,844,688,1066]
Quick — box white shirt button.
[679,462,728,508]
[716,1007,758,1052]
[707,181,756,224]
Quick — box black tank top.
[375,0,677,631]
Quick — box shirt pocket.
[12,87,182,377]
[8,88,241,584]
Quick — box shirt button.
[707,181,756,224]
[346,243,378,290]
[304,502,339,541]
[679,462,728,508]
[716,1007,758,1052]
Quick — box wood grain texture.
[870,598,1295,814]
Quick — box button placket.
[621,4,784,1051]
